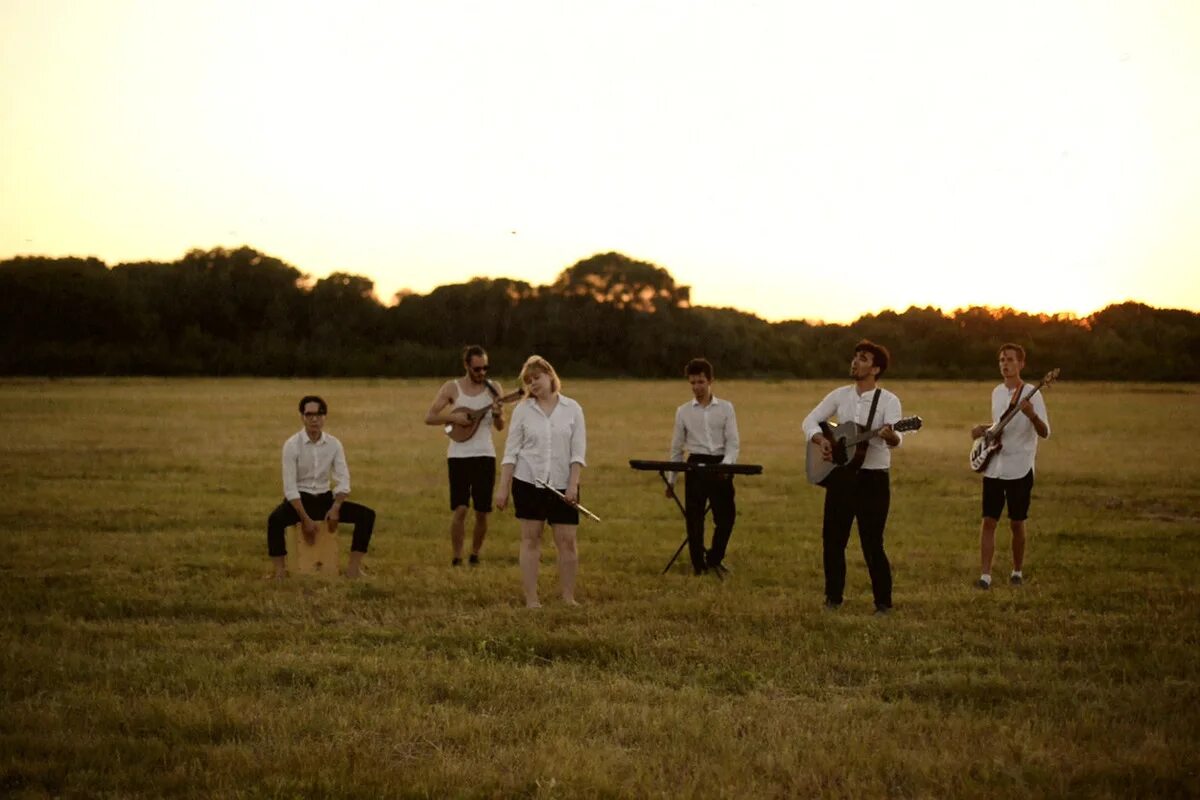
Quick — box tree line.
[2,246,1197,380]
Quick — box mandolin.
[444,388,524,442]
[968,368,1059,472]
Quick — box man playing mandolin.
[425,345,507,566]
[802,340,903,614]
[971,343,1051,590]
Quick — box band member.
[972,343,1050,589]
[494,355,587,608]
[424,345,506,566]
[802,340,903,614]
[667,358,741,576]
[266,395,376,579]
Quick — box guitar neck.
[842,422,890,447]
[993,382,1044,433]
[469,390,524,420]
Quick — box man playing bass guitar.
[971,343,1050,590]
[802,340,903,615]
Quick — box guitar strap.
[865,389,881,429]
[842,389,882,475]
[484,379,500,400]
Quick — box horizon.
[3,1,1199,323]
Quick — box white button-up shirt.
[282,430,351,501]
[502,395,587,490]
[983,382,1050,480]
[668,396,740,484]
[802,385,903,470]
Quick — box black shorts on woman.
[511,477,580,525]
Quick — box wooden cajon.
[287,521,340,576]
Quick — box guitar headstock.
[894,416,923,433]
[1040,368,1061,387]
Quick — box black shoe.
[1009,574,1023,586]
[975,578,990,590]
[468,554,480,566]
[874,605,892,616]
[451,557,463,567]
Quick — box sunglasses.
[470,366,489,374]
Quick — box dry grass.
[1,377,1198,798]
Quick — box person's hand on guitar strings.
[812,432,834,462]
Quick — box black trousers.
[822,468,891,608]
[266,492,376,557]
[685,453,737,573]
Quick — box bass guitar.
[806,416,923,485]
[444,387,524,443]
[968,368,1058,472]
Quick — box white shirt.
[668,395,740,484]
[983,382,1050,480]
[802,385,903,470]
[447,379,497,459]
[282,430,350,501]
[502,395,587,490]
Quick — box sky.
[2,0,1198,323]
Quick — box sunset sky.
[2,0,1198,323]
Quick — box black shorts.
[512,477,580,525]
[982,469,1034,521]
[448,456,496,512]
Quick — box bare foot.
[267,570,287,581]
[562,597,580,607]
[344,565,362,579]
[525,600,542,609]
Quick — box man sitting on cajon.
[266,395,376,579]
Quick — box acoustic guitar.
[806,416,924,485]
[444,387,524,442]
[968,368,1059,472]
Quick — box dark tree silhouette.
[1,247,1196,379]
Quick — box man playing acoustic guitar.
[971,343,1050,590]
[425,345,507,566]
[802,340,903,614]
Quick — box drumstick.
[534,479,601,522]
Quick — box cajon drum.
[287,521,340,576]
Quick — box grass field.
[2,377,1198,798]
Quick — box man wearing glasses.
[424,345,506,565]
[266,395,376,579]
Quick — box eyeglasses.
[303,411,326,418]
[470,366,489,374]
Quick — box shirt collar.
[525,394,566,416]
[690,395,721,408]
[298,429,327,445]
